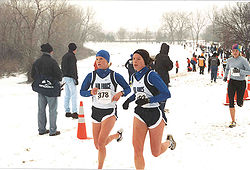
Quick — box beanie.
[133,49,151,65]
[68,43,77,51]
[41,43,53,53]
[232,44,241,52]
[96,50,110,63]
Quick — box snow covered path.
[0,43,249,170]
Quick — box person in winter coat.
[154,43,173,113]
[122,49,176,170]
[198,53,206,75]
[61,43,79,119]
[80,50,131,169]
[125,54,136,85]
[187,58,191,68]
[223,44,250,128]
[31,43,62,136]
[208,52,220,83]
[191,54,197,72]
[175,60,179,74]
[222,57,228,72]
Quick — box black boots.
[65,112,78,119]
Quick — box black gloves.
[122,98,131,110]
[74,79,79,85]
[135,98,150,106]
[223,77,227,82]
[232,67,240,74]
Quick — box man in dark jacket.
[208,52,220,83]
[61,43,78,119]
[31,43,62,136]
[154,43,173,113]
[125,54,135,85]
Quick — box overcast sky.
[70,1,235,32]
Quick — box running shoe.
[229,121,236,128]
[117,128,123,142]
[167,134,176,150]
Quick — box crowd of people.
[30,41,249,169]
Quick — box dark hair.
[133,49,153,66]
[68,43,77,51]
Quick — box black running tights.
[228,79,246,108]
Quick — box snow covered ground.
[0,42,249,170]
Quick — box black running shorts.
[91,106,117,123]
[134,106,167,129]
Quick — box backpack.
[211,58,218,66]
[32,66,61,97]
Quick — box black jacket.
[31,53,62,81]
[61,50,78,81]
[125,58,135,74]
[154,43,173,86]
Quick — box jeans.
[63,77,77,113]
[211,66,218,82]
[38,93,58,135]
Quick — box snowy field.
[0,42,249,170]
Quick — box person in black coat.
[61,43,79,119]
[154,43,173,113]
[31,43,62,136]
[125,54,136,85]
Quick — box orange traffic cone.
[243,89,249,100]
[224,93,230,105]
[77,101,92,140]
[224,80,230,105]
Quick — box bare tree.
[190,10,207,43]
[175,12,191,43]
[214,2,249,48]
[161,12,178,43]
[0,0,100,81]
[116,27,127,41]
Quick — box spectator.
[31,43,62,136]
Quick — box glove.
[232,67,240,73]
[122,98,131,110]
[135,98,150,106]
[223,77,227,82]
[74,79,79,85]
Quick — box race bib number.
[135,92,147,101]
[230,68,240,77]
[96,89,112,104]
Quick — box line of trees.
[0,0,99,81]
[90,2,249,50]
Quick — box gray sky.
[70,1,234,32]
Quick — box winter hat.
[232,44,241,52]
[133,49,151,65]
[96,50,110,63]
[41,43,53,53]
[68,43,77,51]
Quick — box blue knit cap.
[96,50,110,63]
[232,44,241,52]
